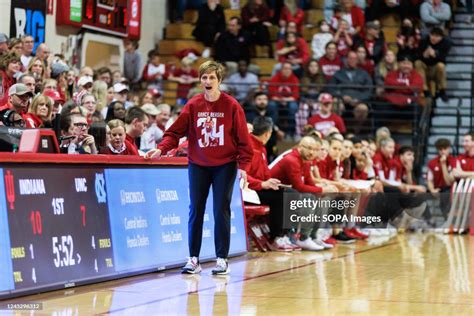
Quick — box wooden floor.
[4,234,474,315]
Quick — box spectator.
[307,93,346,136]
[0,53,22,106]
[274,32,311,77]
[142,50,166,93]
[105,100,126,122]
[338,0,365,34]
[398,146,427,192]
[383,54,424,107]
[92,80,109,112]
[353,21,386,64]
[214,16,253,73]
[124,106,149,155]
[241,0,273,57]
[20,35,34,69]
[0,84,33,117]
[420,0,451,35]
[42,79,57,93]
[192,0,226,57]
[140,103,163,152]
[453,131,474,178]
[301,60,326,100]
[375,50,398,96]
[66,69,77,100]
[50,61,70,100]
[8,38,23,56]
[427,138,456,217]
[101,119,138,155]
[328,51,373,117]
[333,19,353,58]
[0,108,25,128]
[156,103,171,131]
[74,76,93,105]
[318,41,343,81]
[35,43,50,63]
[168,57,200,105]
[139,89,158,106]
[81,93,103,123]
[27,57,46,82]
[24,94,53,128]
[79,66,94,78]
[113,82,131,108]
[43,89,64,135]
[97,67,113,86]
[279,0,305,34]
[356,46,375,77]
[311,20,334,61]
[123,39,142,88]
[415,27,451,101]
[59,113,97,154]
[17,73,36,95]
[112,70,122,84]
[225,60,259,104]
[268,62,300,136]
[277,20,299,41]
[397,18,422,57]
[0,33,8,56]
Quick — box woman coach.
[145,61,253,275]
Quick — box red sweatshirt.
[384,69,424,106]
[457,153,474,172]
[318,55,343,81]
[276,37,311,65]
[267,72,300,100]
[373,151,402,181]
[158,93,253,170]
[279,6,305,34]
[270,148,322,193]
[247,135,271,190]
[125,134,139,155]
[427,155,456,188]
[307,113,346,136]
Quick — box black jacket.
[417,37,452,66]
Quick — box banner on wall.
[9,0,46,52]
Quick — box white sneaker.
[272,237,294,252]
[212,258,230,275]
[295,238,324,251]
[282,235,302,251]
[182,257,202,274]
[313,238,334,249]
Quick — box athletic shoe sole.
[182,266,202,274]
[212,268,230,275]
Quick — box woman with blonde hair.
[375,50,398,96]
[24,94,53,128]
[27,57,46,82]
[92,80,108,112]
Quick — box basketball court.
[5,234,473,315]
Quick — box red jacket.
[457,153,474,172]
[267,72,300,100]
[427,155,457,188]
[247,135,271,190]
[125,134,139,156]
[270,148,322,193]
[373,151,402,181]
[279,6,305,34]
[158,93,253,170]
[318,55,343,81]
[24,113,43,128]
[0,70,16,107]
[276,37,311,65]
[384,69,424,106]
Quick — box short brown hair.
[0,52,21,70]
[435,138,451,150]
[199,60,225,82]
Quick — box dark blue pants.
[188,161,237,259]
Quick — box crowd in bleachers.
[0,0,472,248]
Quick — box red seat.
[244,204,272,252]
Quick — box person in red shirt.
[307,93,346,137]
[453,131,474,178]
[427,138,456,218]
[0,53,21,106]
[318,42,343,81]
[100,119,137,155]
[124,106,149,155]
[24,94,53,128]
[383,54,424,107]
[168,57,199,105]
[0,83,33,116]
[274,32,310,77]
[145,61,253,275]
[279,0,305,35]
[339,0,365,34]
[268,62,300,136]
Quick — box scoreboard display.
[0,164,247,299]
[56,0,141,39]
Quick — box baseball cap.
[43,89,65,102]
[77,76,93,87]
[318,93,333,104]
[8,84,34,97]
[0,33,8,44]
[148,88,162,98]
[51,62,70,78]
[366,21,380,30]
[113,82,129,93]
[397,54,414,63]
[141,103,160,116]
